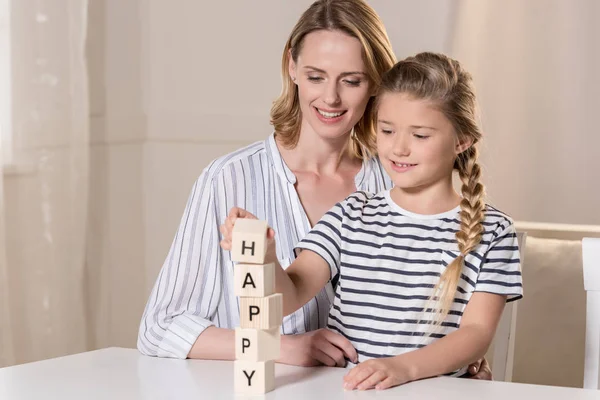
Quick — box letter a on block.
[234,263,275,297]
[231,219,268,264]
[234,360,275,395]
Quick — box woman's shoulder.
[366,155,393,190]
[198,138,269,185]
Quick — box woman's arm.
[137,173,224,359]
[343,292,506,390]
[187,327,235,360]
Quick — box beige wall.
[451,0,600,226]
[139,1,319,290]
[86,0,146,349]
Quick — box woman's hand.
[467,357,493,380]
[343,356,414,391]
[219,207,276,259]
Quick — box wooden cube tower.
[232,219,282,395]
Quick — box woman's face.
[289,29,373,142]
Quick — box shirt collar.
[266,133,297,184]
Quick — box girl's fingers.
[375,377,397,390]
[357,370,386,391]
[344,365,373,390]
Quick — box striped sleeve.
[295,202,345,281]
[137,167,222,358]
[475,222,523,302]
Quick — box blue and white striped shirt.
[137,134,392,358]
[296,190,523,373]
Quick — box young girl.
[221,52,522,390]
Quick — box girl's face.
[289,29,373,142]
[376,93,471,191]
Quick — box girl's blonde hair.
[375,52,486,328]
[270,0,396,158]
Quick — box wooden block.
[231,219,268,264]
[240,294,283,330]
[234,263,275,297]
[234,360,275,395]
[235,327,280,361]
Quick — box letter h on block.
[231,219,268,264]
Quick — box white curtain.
[0,0,89,367]
[451,0,600,225]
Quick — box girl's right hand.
[219,207,276,258]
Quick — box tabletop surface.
[1,347,600,399]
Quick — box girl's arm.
[344,292,506,390]
[400,292,506,380]
[220,207,358,365]
[220,207,331,316]
[269,249,331,316]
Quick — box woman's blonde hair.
[270,0,396,158]
[375,52,486,328]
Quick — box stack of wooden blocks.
[232,219,283,395]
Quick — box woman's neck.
[276,126,359,176]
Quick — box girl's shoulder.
[337,190,389,215]
[483,204,515,229]
[479,204,517,244]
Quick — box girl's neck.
[390,176,462,216]
[276,125,359,175]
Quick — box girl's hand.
[343,356,414,391]
[219,207,276,259]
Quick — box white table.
[1,347,600,399]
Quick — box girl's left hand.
[343,357,413,391]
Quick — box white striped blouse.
[137,133,393,358]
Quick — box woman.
[137,0,490,378]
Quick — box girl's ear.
[455,136,473,155]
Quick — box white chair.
[583,238,600,389]
[488,231,526,382]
